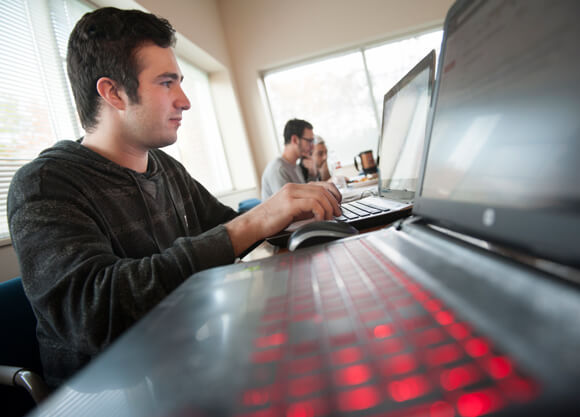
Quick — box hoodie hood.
[38,139,163,185]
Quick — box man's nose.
[176,86,191,110]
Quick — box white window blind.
[0,0,90,240]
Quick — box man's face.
[312,143,328,168]
[298,128,315,158]
[122,43,191,150]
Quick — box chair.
[238,198,261,214]
[0,277,51,415]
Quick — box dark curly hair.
[67,7,176,131]
[283,118,313,145]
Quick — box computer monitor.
[377,50,435,193]
[415,0,580,267]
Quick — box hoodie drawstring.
[130,171,163,252]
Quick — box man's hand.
[301,157,318,179]
[225,182,342,256]
[318,160,331,181]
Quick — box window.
[263,29,443,170]
[0,0,231,241]
[0,0,90,241]
[365,30,444,111]
[164,59,232,193]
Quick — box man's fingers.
[325,182,342,204]
[280,183,341,219]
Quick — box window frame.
[261,26,443,160]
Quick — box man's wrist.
[224,213,262,257]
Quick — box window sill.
[0,237,12,247]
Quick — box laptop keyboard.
[336,201,390,221]
[239,238,538,417]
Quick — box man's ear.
[291,134,300,145]
[95,77,127,111]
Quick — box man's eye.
[161,81,172,87]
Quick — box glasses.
[299,136,315,144]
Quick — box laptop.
[27,1,580,416]
[337,49,436,229]
[180,0,580,415]
[267,50,436,246]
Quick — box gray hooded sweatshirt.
[7,139,238,387]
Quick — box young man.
[261,118,315,200]
[7,8,340,388]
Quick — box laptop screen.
[415,0,580,266]
[377,51,435,193]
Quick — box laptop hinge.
[401,217,580,286]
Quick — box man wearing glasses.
[261,118,316,199]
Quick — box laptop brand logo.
[483,208,495,227]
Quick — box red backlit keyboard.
[238,238,539,417]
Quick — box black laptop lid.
[414,0,580,267]
[376,50,435,194]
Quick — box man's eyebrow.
[155,72,184,82]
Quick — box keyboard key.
[291,340,320,356]
[331,346,363,366]
[484,356,513,380]
[440,364,483,391]
[372,338,405,356]
[463,337,491,358]
[330,332,358,347]
[435,310,455,325]
[359,202,391,212]
[342,205,371,217]
[388,374,431,402]
[334,363,373,386]
[286,398,329,417]
[350,202,382,214]
[287,355,322,375]
[425,344,463,366]
[456,388,504,417]
[338,208,359,220]
[380,353,418,376]
[413,328,447,347]
[447,322,472,340]
[326,317,353,335]
[337,385,381,412]
[288,373,325,397]
[371,323,395,339]
[255,332,287,349]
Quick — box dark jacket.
[7,140,238,387]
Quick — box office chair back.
[0,277,50,415]
[238,198,261,214]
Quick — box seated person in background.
[300,135,331,182]
[7,8,341,389]
[261,118,315,199]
